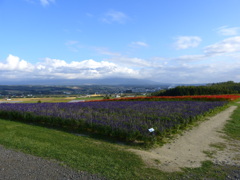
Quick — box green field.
[9,96,105,103]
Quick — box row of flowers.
[0,100,228,144]
[88,95,240,102]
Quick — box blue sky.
[1,0,240,84]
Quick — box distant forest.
[152,81,240,96]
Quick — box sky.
[1,0,240,84]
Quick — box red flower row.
[88,94,240,102]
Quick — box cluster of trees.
[152,81,240,96]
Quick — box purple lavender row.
[0,101,227,142]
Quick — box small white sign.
[148,128,155,132]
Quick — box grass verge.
[1,117,239,180]
[0,118,173,180]
[224,101,240,140]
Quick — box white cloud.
[145,60,240,84]
[24,0,55,6]
[107,56,152,67]
[38,58,140,79]
[65,40,82,52]
[65,40,79,46]
[174,36,202,50]
[24,0,35,4]
[0,55,139,80]
[0,54,34,71]
[204,36,240,56]
[95,48,121,56]
[40,0,55,6]
[1,48,240,84]
[101,10,129,24]
[228,53,240,59]
[174,55,206,62]
[95,48,151,67]
[86,13,94,17]
[217,26,240,36]
[130,41,149,47]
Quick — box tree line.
[152,81,240,96]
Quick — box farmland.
[0,94,240,179]
[0,99,229,144]
[90,94,240,102]
[0,95,239,145]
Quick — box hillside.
[152,81,240,96]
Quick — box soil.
[130,105,240,172]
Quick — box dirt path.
[131,105,240,172]
[0,145,107,180]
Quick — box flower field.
[90,94,240,102]
[0,100,229,143]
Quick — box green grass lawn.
[0,119,173,179]
[224,101,240,140]
[75,96,105,101]
[12,97,76,103]
[0,101,240,179]
[10,96,105,103]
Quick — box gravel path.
[131,105,240,172]
[0,145,107,180]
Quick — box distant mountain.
[0,78,162,86]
